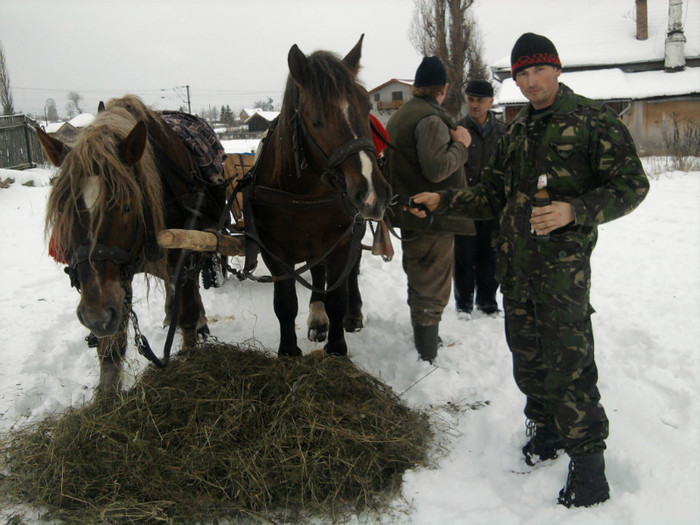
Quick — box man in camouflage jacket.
[410,33,649,508]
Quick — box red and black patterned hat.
[510,33,561,79]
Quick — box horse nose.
[77,305,120,337]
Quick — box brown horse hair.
[273,50,366,182]
[45,95,166,277]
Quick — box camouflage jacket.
[439,83,649,308]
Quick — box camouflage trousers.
[401,230,454,327]
[503,295,609,454]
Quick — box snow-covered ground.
[0,161,698,524]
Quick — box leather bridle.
[236,101,378,293]
[292,99,377,191]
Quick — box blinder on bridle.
[64,214,162,292]
[65,240,142,292]
[292,100,376,191]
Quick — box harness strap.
[239,213,365,293]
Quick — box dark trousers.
[401,230,454,326]
[504,296,609,454]
[453,219,499,312]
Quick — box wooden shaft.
[157,229,245,257]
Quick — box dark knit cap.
[510,33,561,79]
[414,56,447,87]
[465,80,494,98]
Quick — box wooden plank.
[223,153,256,220]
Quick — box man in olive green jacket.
[410,34,649,508]
[383,56,472,363]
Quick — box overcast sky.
[1,0,586,118]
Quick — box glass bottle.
[531,174,550,242]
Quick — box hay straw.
[0,342,432,524]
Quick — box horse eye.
[123,205,132,214]
[311,118,323,128]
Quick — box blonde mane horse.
[39,95,223,390]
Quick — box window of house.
[392,91,404,101]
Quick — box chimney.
[665,0,687,72]
[636,0,648,40]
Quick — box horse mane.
[45,95,166,275]
[273,50,363,180]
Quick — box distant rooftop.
[493,0,699,79]
[497,66,700,104]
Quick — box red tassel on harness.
[370,114,390,156]
[49,231,68,264]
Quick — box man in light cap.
[453,79,506,318]
[407,33,649,507]
[383,56,472,363]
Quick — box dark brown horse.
[243,35,391,357]
[40,96,224,390]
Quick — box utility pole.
[170,85,191,113]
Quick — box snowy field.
[0,160,698,524]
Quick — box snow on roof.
[244,111,279,123]
[44,121,66,133]
[68,113,95,128]
[368,78,414,93]
[493,0,700,71]
[496,67,700,104]
[220,139,260,154]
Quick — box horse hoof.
[279,346,302,357]
[308,326,328,342]
[324,343,348,357]
[197,324,210,341]
[343,316,363,333]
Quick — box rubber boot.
[413,324,439,363]
[558,451,610,508]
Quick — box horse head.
[285,35,391,220]
[40,112,163,338]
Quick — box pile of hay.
[0,342,432,524]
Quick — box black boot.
[413,324,439,363]
[522,419,566,466]
[558,451,610,508]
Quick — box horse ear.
[35,126,70,167]
[288,44,309,90]
[342,34,364,76]
[119,121,148,166]
[97,101,105,113]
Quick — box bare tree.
[410,0,489,118]
[65,102,77,119]
[254,97,274,111]
[0,40,15,115]
[67,91,84,115]
[45,98,59,121]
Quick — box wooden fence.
[0,115,46,169]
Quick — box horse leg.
[177,275,204,349]
[163,282,175,328]
[96,313,128,392]
[324,267,349,357]
[274,278,302,356]
[308,265,329,342]
[343,253,364,333]
[196,290,210,341]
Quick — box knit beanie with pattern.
[510,33,561,79]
